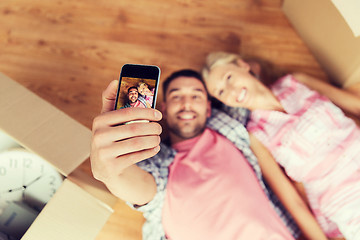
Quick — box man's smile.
[177,111,196,120]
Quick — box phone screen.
[114,64,160,110]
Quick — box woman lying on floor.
[202,51,360,240]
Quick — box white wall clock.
[0,148,63,239]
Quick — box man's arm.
[293,72,360,118]
[91,80,162,205]
[249,133,328,240]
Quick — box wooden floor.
[0,1,327,239]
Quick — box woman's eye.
[218,89,224,97]
[226,74,232,81]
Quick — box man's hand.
[100,80,119,113]
[90,80,162,204]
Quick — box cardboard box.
[283,0,360,88]
[0,72,118,240]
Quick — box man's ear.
[206,100,211,118]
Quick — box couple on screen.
[122,82,155,109]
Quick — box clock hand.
[2,175,43,194]
[24,175,43,188]
[22,160,26,199]
[3,186,25,193]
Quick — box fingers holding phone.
[91,64,162,184]
[91,107,162,181]
[101,80,119,113]
[90,106,162,203]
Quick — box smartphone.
[114,64,160,111]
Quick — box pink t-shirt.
[162,128,294,240]
[130,100,146,108]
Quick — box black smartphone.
[114,64,161,110]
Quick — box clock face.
[0,148,63,212]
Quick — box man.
[91,70,305,239]
[122,86,148,108]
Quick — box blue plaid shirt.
[130,106,300,239]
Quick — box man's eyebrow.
[194,88,206,93]
[168,88,206,94]
[167,88,180,95]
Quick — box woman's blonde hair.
[202,51,287,87]
[137,81,148,88]
[202,52,240,81]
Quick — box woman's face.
[137,84,146,95]
[206,60,264,110]
[138,84,152,96]
[143,87,153,96]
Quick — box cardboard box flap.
[69,168,118,208]
[331,0,360,37]
[348,62,360,88]
[21,179,113,240]
[283,0,360,87]
[0,72,91,176]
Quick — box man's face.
[128,88,139,103]
[162,76,211,144]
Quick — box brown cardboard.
[22,180,113,240]
[283,0,360,88]
[331,0,360,37]
[0,72,117,240]
[0,72,90,176]
[68,168,118,208]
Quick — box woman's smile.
[236,87,247,103]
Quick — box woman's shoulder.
[273,74,299,87]
[270,74,297,96]
[272,74,316,97]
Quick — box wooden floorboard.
[0,1,327,239]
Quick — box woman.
[137,81,154,107]
[202,51,360,240]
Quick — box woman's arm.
[293,72,360,118]
[249,133,328,240]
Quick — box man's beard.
[167,120,207,141]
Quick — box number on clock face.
[0,149,63,212]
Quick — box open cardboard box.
[0,72,118,240]
[283,0,360,89]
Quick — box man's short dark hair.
[162,69,209,101]
[127,86,138,94]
